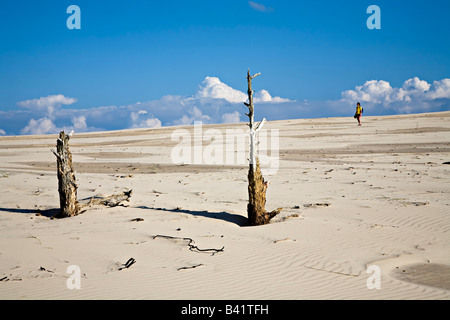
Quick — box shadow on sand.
[135,206,249,227]
[0,207,60,218]
[0,206,250,226]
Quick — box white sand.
[0,112,449,299]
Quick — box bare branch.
[251,72,261,79]
[255,118,267,133]
[51,149,61,160]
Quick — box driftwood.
[86,190,132,207]
[79,190,133,212]
[50,130,133,218]
[51,130,79,218]
[244,70,282,226]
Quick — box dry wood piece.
[303,203,330,208]
[97,189,132,207]
[81,190,133,209]
[118,258,136,270]
[177,263,204,271]
[244,70,282,226]
[51,130,79,218]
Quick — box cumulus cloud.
[72,115,87,131]
[130,110,148,123]
[402,77,431,95]
[342,80,394,104]
[130,110,162,128]
[221,111,241,123]
[341,77,450,114]
[196,76,292,104]
[172,106,211,126]
[2,76,448,135]
[17,94,77,109]
[21,118,58,135]
[427,78,450,99]
[196,77,247,103]
[143,118,162,128]
[0,77,292,135]
[17,94,78,120]
[254,89,291,103]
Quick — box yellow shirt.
[356,106,362,115]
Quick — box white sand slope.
[0,111,449,299]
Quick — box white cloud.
[144,118,162,128]
[21,118,58,135]
[173,106,211,126]
[130,110,148,123]
[254,89,291,103]
[17,94,77,119]
[427,78,450,99]
[196,77,247,103]
[402,77,431,94]
[221,111,241,123]
[248,1,273,12]
[71,115,87,131]
[342,80,394,104]
[196,76,292,104]
[17,94,77,109]
[3,76,448,135]
[341,77,450,113]
[130,110,162,128]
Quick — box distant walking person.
[354,102,363,126]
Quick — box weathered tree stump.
[244,70,282,226]
[247,158,282,225]
[52,130,79,218]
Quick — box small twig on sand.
[39,266,55,273]
[177,263,204,271]
[118,258,136,270]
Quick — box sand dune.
[0,112,449,299]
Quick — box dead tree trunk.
[244,70,281,226]
[52,130,79,218]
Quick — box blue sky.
[0,0,449,135]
